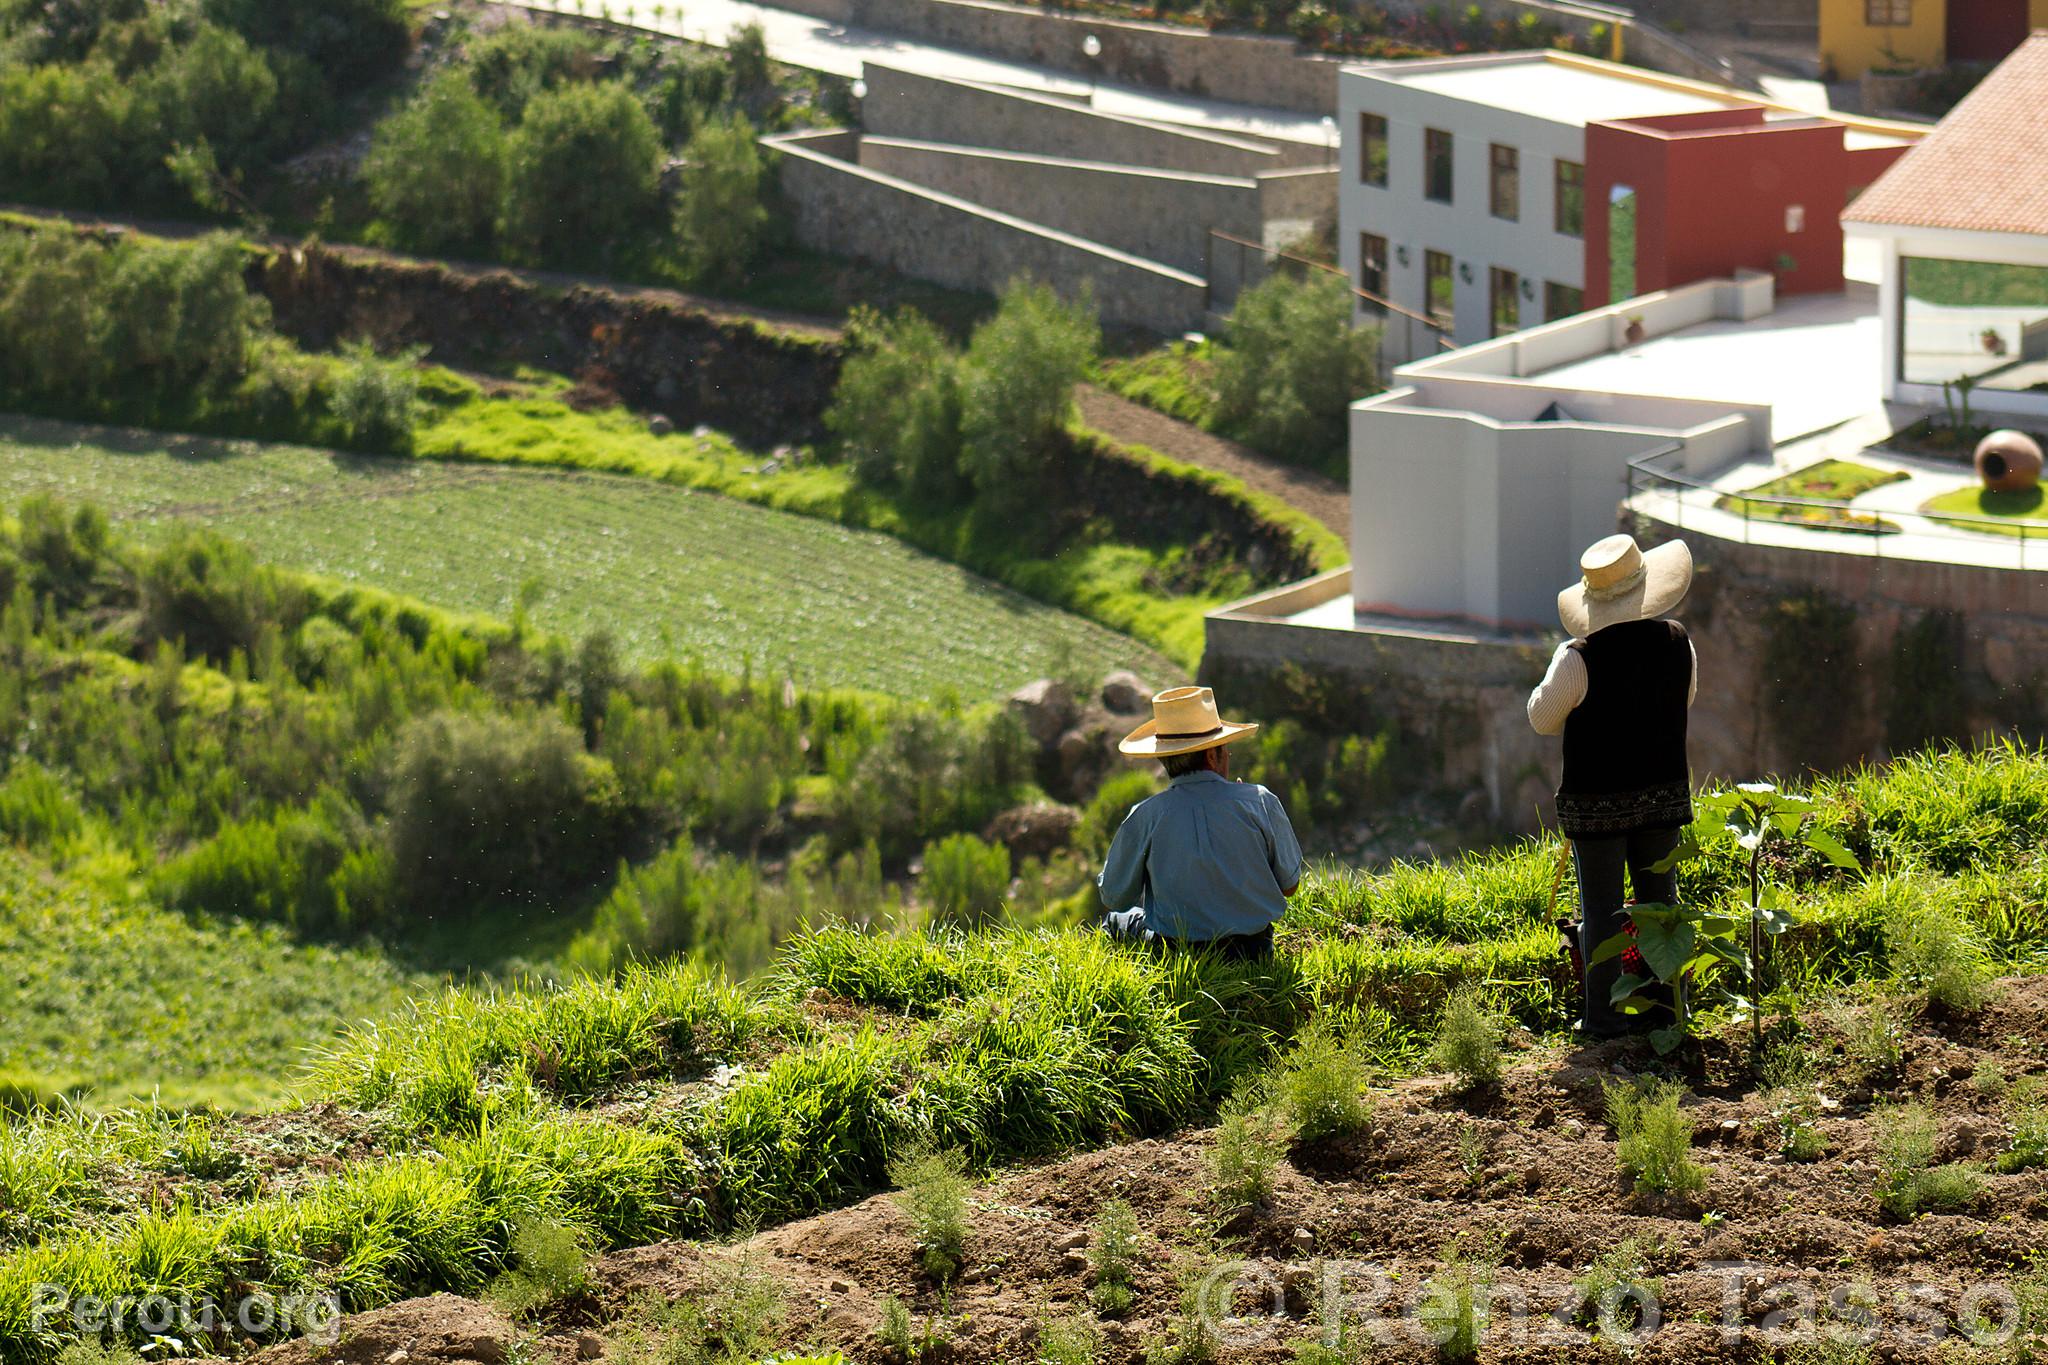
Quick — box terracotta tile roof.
[1844,31,2048,235]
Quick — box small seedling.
[1429,987,1503,1092]
[1997,1079,2048,1174]
[1827,992,1906,1086]
[1874,1101,1984,1217]
[1208,1086,1288,1213]
[1603,1078,1707,1199]
[1572,1237,1662,1338]
[1089,1198,1141,1316]
[1274,1020,1372,1143]
[487,1218,591,1319]
[1037,1310,1099,1365]
[890,1145,972,1283]
[1417,1236,1500,1362]
[877,1295,915,1360]
[1456,1122,1487,1190]
[1148,1264,1222,1365]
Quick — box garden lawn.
[0,416,1175,698]
[1922,483,2048,538]
[1714,459,1907,533]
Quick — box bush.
[329,339,423,453]
[1213,271,1379,472]
[1882,888,1994,1012]
[1998,1080,2048,1174]
[889,1145,971,1283]
[505,79,664,267]
[381,708,627,912]
[0,762,85,849]
[201,0,410,94]
[1208,1085,1287,1211]
[957,280,1099,507]
[1603,1078,1706,1199]
[1428,986,1503,1092]
[672,115,769,286]
[365,71,509,256]
[1089,1198,1141,1317]
[1037,1312,1099,1365]
[486,1217,591,1319]
[464,22,599,122]
[1417,1237,1497,1362]
[825,308,964,497]
[920,832,1011,931]
[728,20,770,92]
[1270,1018,1372,1143]
[1572,1237,1660,1337]
[1075,770,1159,861]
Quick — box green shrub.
[1826,990,1906,1085]
[957,280,1098,508]
[0,762,85,849]
[1874,1101,1983,1217]
[464,22,600,122]
[728,20,770,92]
[1271,1018,1372,1144]
[613,1251,785,1365]
[876,1295,915,1360]
[1148,1266,1221,1365]
[1998,1081,2048,1174]
[1456,1122,1487,1189]
[673,115,768,286]
[1212,270,1378,474]
[487,1217,591,1318]
[329,339,422,453]
[365,70,509,256]
[1075,770,1159,861]
[1089,1198,1142,1316]
[505,79,664,266]
[920,832,1011,932]
[1429,986,1503,1091]
[1603,1078,1706,1199]
[889,1145,971,1283]
[826,307,964,497]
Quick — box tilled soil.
[314,978,2048,1364]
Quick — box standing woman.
[1527,534,1697,1039]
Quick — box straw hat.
[1118,686,1259,758]
[1557,534,1693,638]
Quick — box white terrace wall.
[860,65,1320,176]
[766,129,1207,332]
[855,138,1263,278]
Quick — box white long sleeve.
[1527,642,1586,736]
[1526,638,1698,736]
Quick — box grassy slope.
[0,415,1176,698]
[0,850,422,1112]
[3,746,2046,1358]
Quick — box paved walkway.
[511,0,1331,144]
[1075,386,1350,545]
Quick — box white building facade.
[1336,52,1841,363]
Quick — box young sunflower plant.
[1591,782,1861,1060]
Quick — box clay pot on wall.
[1975,429,2045,493]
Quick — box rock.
[1720,1119,1742,1141]
[1057,1229,1089,1252]
[1533,1104,1555,1127]
[576,1334,605,1360]
[983,802,1083,862]
[1100,670,1151,714]
[1291,1227,1315,1254]
[647,413,675,436]
[1062,1249,1091,1274]
[1009,679,1077,748]
[828,1279,852,1294]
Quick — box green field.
[0,416,1176,698]
[1715,459,1907,534]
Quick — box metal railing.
[1625,448,2043,571]
[1205,229,1455,362]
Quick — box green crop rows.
[0,417,1175,698]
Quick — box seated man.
[1098,686,1303,959]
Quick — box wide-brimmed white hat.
[1118,686,1259,758]
[1558,534,1693,638]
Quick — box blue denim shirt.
[1097,770,1303,942]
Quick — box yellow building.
[1820,0,2048,79]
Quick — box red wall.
[1586,112,1860,306]
[1948,0,2031,63]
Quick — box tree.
[0,61,134,207]
[102,231,266,395]
[464,21,600,122]
[364,71,510,256]
[504,80,664,267]
[671,115,767,286]
[200,0,408,95]
[825,307,963,497]
[957,280,1098,505]
[1213,269,1380,472]
[140,20,280,175]
[727,20,769,94]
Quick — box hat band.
[1158,725,1226,740]
[1582,563,1647,602]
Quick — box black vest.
[1556,618,1694,838]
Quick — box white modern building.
[1846,32,2048,422]
[1336,50,1918,362]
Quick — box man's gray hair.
[1161,748,1214,780]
